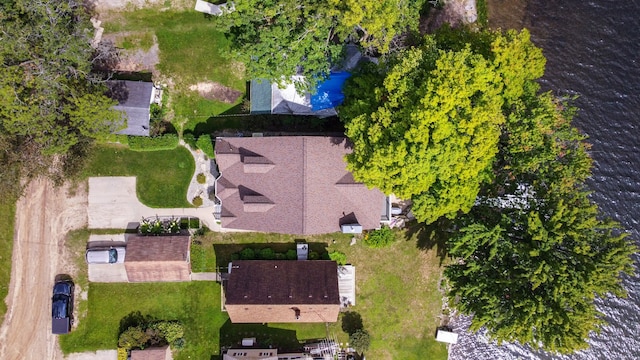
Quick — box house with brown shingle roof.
[224,260,340,323]
[214,136,388,234]
[124,235,191,282]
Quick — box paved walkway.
[191,272,220,281]
[88,177,221,230]
[182,140,218,208]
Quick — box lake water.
[448,0,640,359]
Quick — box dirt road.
[0,179,87,360]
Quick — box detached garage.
[125,235,191,282]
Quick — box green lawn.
[81,144,194,208]
[59,282,226,360]
[0,196,17,320]
[192,228,449,359]
[102,7,245,131]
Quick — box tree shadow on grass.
[404,219,451,266]
[118,311,155,334]
[212,242,329,268]
[219,319,301,352]
[341,311,363,335]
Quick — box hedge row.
[127,134,179,151]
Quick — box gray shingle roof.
[106,80,153,136]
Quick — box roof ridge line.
[302,137,306,234]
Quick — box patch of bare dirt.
[422,0,478,33]
[189,81,243,103]
[0,179,87,360]
[99,32,160,73]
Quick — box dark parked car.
[52,279,73,334]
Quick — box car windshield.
[109,249,117,263]
[52,297,68,318]
[53,282,71,295]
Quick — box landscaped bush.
[258,248,276,260]
[119,320,185,351]
[152,321,184,344]
[308,251,319,260]
[117,347,127,360]
[196,173,207,184]
[128,134,179,151]
[239,248,256,260]
[139,216,180,235]
[285,249,297,260]
[118,326,150,350]
[192,196,203,207]
[183,132,197,149]
[328,250,347,265]
[196,134,215,158]
[363,226,395,248]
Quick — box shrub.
[192,196,203,207]
[183,132,197,149]
[240,248,256,260]
[196,134,215,158]
[350,329,371,354]
[128,134,179,151]
[259,248,276,260]
[117,348,128,360]
[328,250,347,265]
[196,173,207,184]
[308,251,319,260]
[285,249,297,260]
[153,321,184,344]
[119,326,151,350]
[363,226,395,248]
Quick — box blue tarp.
[310,72,351,111]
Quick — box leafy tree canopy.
[432,29,636,354]
[340,31,534,223]
[446,191,635,353]
[216,0,427,87]
[0,0,120,194]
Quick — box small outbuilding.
[106,80,155,136]
[124,235,191,282]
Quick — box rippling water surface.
[449,0,640,359]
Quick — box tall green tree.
[446,191,635,353]
[329,0,425,53]
[340,38,505,224]
[0,0,120,194]
[216,0,427,86]
[438,29,635,354]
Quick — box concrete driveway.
[88,177,220,230]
